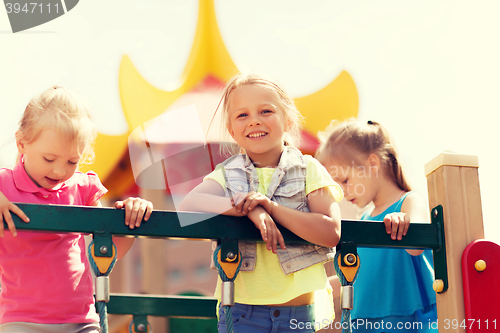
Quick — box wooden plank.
[426,152,484,333]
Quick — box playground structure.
[1,0,498,331]
[73,1,359,327]
[425,152,499,332]
[8,151,499,333]
[77,0,359,198]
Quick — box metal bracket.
[219,238,239,263]
[431,205,449,293]
[93,231,113,258]
[340,241,358,267]
[132,315,149,332]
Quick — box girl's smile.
[45,176,62,186]
[247,131,268,139]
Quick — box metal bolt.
[137,323,146,332]
[344,253,357,266]
[433,279,444,293]
[99,246,108,255]
[433,209,438,217]
[225,252,237,262]
[474,259,487,272]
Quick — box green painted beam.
[106,294,217,318]
[8,203,441,249]
[340,219,440,249]
[7,203,446,319]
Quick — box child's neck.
[246,149,284,168]
[371,179,406,216]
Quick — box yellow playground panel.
[78,0,358,197]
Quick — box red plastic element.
[462,239,500,332]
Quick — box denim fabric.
[218,303,316,333]
[218,147,335,275]
[222,147,310,213]
[351,304,438,332]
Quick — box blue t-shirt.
[351,192,436,319]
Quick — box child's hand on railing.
[383,212,410,241]
[0,191,30,237]
[115,198,153,229]
[247,206,286,254]
[233,191,276,216]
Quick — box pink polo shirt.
[0,156,107,324]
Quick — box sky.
[1,0,499,243]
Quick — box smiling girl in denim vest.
[316,119,437,333]
[0,85,153,333]
[180,74,343,332]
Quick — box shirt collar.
[227,146,304,171]
[13,155,66,194]
[276,146,305,170]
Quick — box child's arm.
[384,192,428,255]
[90,198,153,260]
[179,179,246,216]
[235,188,341,248]
[180,180,286,249]
[0,191,30,237]
[246,205,286,254]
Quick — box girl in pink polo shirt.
[0,85,153,333]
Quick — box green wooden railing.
[7,203,447,330]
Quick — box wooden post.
[425,152,484,332]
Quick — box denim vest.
[214,146,335,275]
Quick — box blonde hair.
[219,74,303,156]
[316,119,411,191]
[16,85,97,164]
